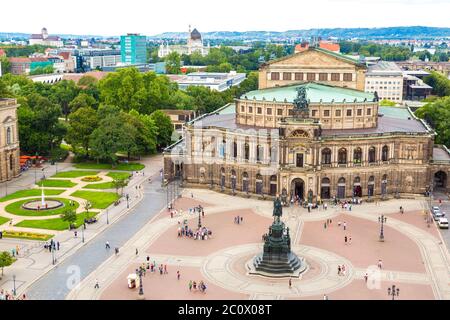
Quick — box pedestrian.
[94,279,99,289]
[146,256,150,262]
[323,294,328,300]
[343,222,347,231]
[364,273,368,283]
[136,248,139,256]
[164,264,168,274]
[115,247,119,255]
[338,265,341,275]
[191,192,193,198]
[57,242,60,251]
[378,259,383,269]
[324,222,327,229]
[349,236,352,244]
[189,280,192,291]
[105,241,110,249]
[344,236,348,244]
[289,278,292,288]
[240,216,243,223]
[177,271,180,280]
[338,221,341,227]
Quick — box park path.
[0,155,163,299]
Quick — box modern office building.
[365,61,404,103]
[120,34,147,65]
[168,71,246,92]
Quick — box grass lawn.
[107,172,132,180]
[2,230,53,241]
[0,216,10,225]
[37,179,76,188]
[15,212,98,231]
[74,163,145,171]
[70,190,119,209]
[52,170,99,178]
[83,182,115,190]
[5,198,80,217]
[0,189,65,202]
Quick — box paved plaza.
[67,188,450,301]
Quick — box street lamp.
[12,275,16,297]
[136,268,144,299]
[387,285,400,300]
[126,194,130,209]
[378,215,387,242]
[81,224,85,243]
[106,208,109,225]
[198,206,202,229]
[52,245,56,265]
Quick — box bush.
[81,176,102,182]
[2,230,53,241]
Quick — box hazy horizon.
[0,0,449,37]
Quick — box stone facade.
[0,98,20,182]
[164,48,450,201]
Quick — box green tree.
[66,106,98,157]
[0,251,14,278]
[69,93,96,113]
[50,80,79,120]
[60,208,77,230]
[165,52,181,74]
[78,75,98,87]
[128,109,158,155]
[112,178,128,196]
[0,56,11,75]
[150,110,173,149]
[415,96,450,146]
[0,78,10,97]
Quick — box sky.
[0,0,449,36]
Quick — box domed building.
[158,26,210,58]
[163,47,450,201]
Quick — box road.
[430,190,450,252]
[26,178,178,300]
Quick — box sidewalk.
[0,155,163,298]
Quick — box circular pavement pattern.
[202,243,354,298]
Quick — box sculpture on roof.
[293,86,309,118]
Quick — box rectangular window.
[319,73,328,81]
[324,110,330,117]
[271,72,280,80]
[248,106,253,113]
[295,72,303,81]
[283,72,292,80]
[277,109,283,116]
[257,107,262,114]
[343,73,353,81]
[267,108,272,115]
[357,109,362,116]
[307,73,316,81]
[367,108,371,115]
[335,110,341,117]
[346,109,352,117]
[331,73,340,81]
[288,109,293,116]
[241,105,245,112]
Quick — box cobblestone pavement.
[68,188,450,300]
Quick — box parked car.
[433,212,446,221]
[438,218,449,229]
[432,206,441,214]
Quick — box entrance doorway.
[291,178,305,200]
[434,171,447,189]
[296,154,304,167]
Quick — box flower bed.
[81,176,102,182]
[2,230,54,241]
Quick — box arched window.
[270,146,278,163]
[338,148,347,165]
[242,172,249,192]
[6,127,12,145]
[244,143,250,161]
[270,175,277,196]
[256,173,263,195]
[256,145,263,162]
[368,175,375,197]
[233,141,238,159]
[220,167,226,189]
[337,177,346,199]
[219,139,226,158]
[321,148,332,165]
[382,145,389,162]
[381,174,388,196]
[353,147,362,164]
[368,146,376,163]
[230,169,237,191]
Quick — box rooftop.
[241,83,375,104]
[367,61,403,76]
[433,146,450,161]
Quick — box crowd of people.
[177,223,212,240]
[188,280,207,293]
[0,290,26,300]
[44,239,60,252]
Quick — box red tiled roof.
[30,57,49,62]
[9,57,31,63]
[59,52,71,60]
[319,42,340,52]
[0,49,5,57]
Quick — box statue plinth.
[249,198,306,277]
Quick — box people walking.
[364,273,368,283]
[94,279,99,289]
[105,241,110,249]
[189,280,192,291]
[136,248,139,256]
[343,222,347,230]
[344,236,348,244]
[177,271,180,280]
[323,294,328,300]
[378,259,383,269]
[289,278,292,288]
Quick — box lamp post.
[52,245,56,265]
[106,208,109,225]
[12,275,16,297]
[126,194,129,209]
[378,215,387,242]
[136,268,145,299]
[198,207,202,229]
[387,284,400,300]
[81,224,85,243]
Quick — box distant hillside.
[151,26,450,40]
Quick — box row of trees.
[339,41,412,61]
[423,71,450,97]
[415,96,450,147]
